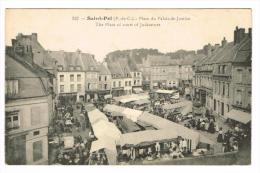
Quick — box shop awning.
[226,109,251,124]
[133,87,144,93]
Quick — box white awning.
[63,136,74,149]
[104,94,112,99]
[156,89,177,94]
[122,108,143,122]
[133,87,144,93]
[88,109,109,125]
[92,120,122,141]
[226,109,251,124]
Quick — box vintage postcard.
[4,8,252,166]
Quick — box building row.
[193,27,252,119]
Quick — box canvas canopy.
[162,100,192,110]
[104,94,112,99]
[88,109,109,125]
[133,99,150,105]
[103,104,126,116]
[118,129,179,147]
[226,109,251,124]
[120,97,138,104]
[122,108,143,122]
[133,87,144,93]
[90,137,117,153]
[117,117,141,133]
[156,89,177,94]
[138,112,201,149]
[63,136,74,149]
[92,120,121,141]
[90,137,117,165]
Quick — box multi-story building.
[48,50,86,103]
[97,62,112,97]
[107,60,133,97]
[143,55,180,89]
[193,27,251,120]
[5,46,53,165]
[179,54,194,88]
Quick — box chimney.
[203,43,212,56]
[221,37,227,47]
[234,26,245,44]
[16,33,23,40]
[248,28,252,38]
[31,33,38,41]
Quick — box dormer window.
[5,80,19,96]
[58,66,63,71]
[69,66,74,71]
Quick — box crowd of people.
[89,149,109,165]
[117,137,193,163]
[54,135,90,165]
[49,99,93,165]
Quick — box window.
[113,81,116,87]
[223,83,225,96]
[227,83,230,97]
[134,73,136,77]
[221,102,224,116]
[223,66,226,74]
[5,80,19,96]
[77,84,81,92]
[33,131,40,136]
[33,140,43,162]
[77,74,81,82]
[125,81,128,86]
[237,69,243,82]
[236,89,242,105]
[104,84,107,90]
[99,76,101,81]
[137,72,140,76]
[60,75,64,82]
[70,74,74,82]
[31,107,41,126]
[134,80,136,85]
[6,111,20,130]
[129,81,131,86]
[70,84,74,92]
[105,76,107,81]
[60,85,64,93]
[69,66,74,71]
[119,81,121,87]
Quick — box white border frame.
[0,1,260,173]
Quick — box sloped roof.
[5,55,49,99]
[48,50,95,71]
[97,63,111,75]
[196,36,251,66]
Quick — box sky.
[5,9,252,62]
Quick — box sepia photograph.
[3,8,254,166]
